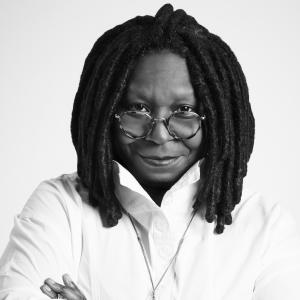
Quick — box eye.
[127,103,150,113]
[175,105,195,113]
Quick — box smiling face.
[112,50,204,189]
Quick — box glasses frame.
[114,110,206,140]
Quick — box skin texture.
[113,50,204,205]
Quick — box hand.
[40,274,87,300]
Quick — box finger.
[44,278,65,293]
[62,274,81,292]
[62,274,75,288]
[61,288,82,300]
[44,278,82,300]
[62,274,86,300]
[40,284,58,299]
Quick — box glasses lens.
[169,112,201,138]
[120,111,152,138]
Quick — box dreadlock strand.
[180,32,228,159]
[94,48,144,226]
[220,57,247,205]
[208,37,248,209]
[184,41,228,227]
[182,28,246,230]
[206,44,237,222]
[185,52,220,200]
[154,3,174,25]
[71,21,140,147]
[76,39,139,185]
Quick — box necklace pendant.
[152,291,155,300]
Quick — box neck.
[143,185,170,206]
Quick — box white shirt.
[1,160,300,300]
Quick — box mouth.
[139,155,180,167]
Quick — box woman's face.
[113,51,204,189]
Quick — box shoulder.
[233,186,295,222]
[232,187,276,222]
[231,186,300,241]
[235,191,300,295]
[20,172,84,221]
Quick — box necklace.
[125,209,197,300]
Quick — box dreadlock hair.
[70,3,255,234]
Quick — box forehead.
[126,51,195,103]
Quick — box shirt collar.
[113,158,205,230]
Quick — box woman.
[1,4,300,300]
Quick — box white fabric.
[1,160,300,300]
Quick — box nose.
[144,118,174,144]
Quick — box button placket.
[153,217,167,232]
[152,216,176,262]
[158,244,174,259]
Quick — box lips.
[141,155,178,160]
[139,154,180,167]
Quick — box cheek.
[181,128,203,152]
[112,123,135,159]
[112,123,135,146]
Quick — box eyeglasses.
[114,110,206,140]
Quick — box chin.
[136,171,182,188]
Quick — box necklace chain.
[126,209,197,300]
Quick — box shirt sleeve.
[0,180,81,299]
[253,202,300,300]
